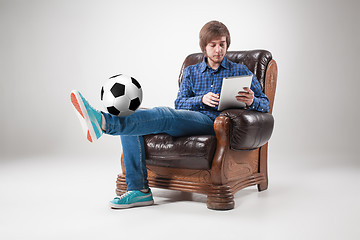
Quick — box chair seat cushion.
[144,134,217,170]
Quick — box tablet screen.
[218,75,253,111]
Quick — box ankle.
[101,114,106,131]
[140,188,150,194]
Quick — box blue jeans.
[102,107,215,191]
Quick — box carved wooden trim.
[147,165,212,184]
[223,148,260,183]
[211,115,230,185]
[258,143,268,191]
[116,171,266,210]
[264,59,278,114]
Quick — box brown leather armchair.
[116,50,278,210]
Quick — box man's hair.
[199,20,231,53]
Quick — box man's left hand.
[235,87,254,106]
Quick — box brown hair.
[199,20,231,53]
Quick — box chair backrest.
[178,50,272,92]
[178,50,277,113]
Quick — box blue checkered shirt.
[174,56,270,121]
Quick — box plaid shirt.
[174,56,270,121]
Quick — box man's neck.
[206,58,221,70]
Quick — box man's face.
[205,36,227,65]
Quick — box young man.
[70,20,270,209]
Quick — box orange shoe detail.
[87,130,93,142]
[71,93,84,119]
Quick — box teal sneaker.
[109,190,154,209]
[70,90,103,143]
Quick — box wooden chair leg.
[116,174,127,196]
[257,144,268,192]
[206,192,235,210]
[257,180,268,192]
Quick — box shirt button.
[211,85,213,87]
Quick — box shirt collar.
[200,55,230,73]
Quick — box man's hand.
[236,87,254,106]
[202,92,219,107]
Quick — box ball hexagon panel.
[113,95,131,111]
[125,84,143,101]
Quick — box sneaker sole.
[70,91,96,142]
[109,200,154,209]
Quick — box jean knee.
[152,106,174,118]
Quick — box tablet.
[218,74,253,111]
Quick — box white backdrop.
[1,0,359,161]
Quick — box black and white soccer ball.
[101,74,142,116]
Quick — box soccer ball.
[101,74,142,116]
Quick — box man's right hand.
[202,92,220,107]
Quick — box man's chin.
[210,56,224,63]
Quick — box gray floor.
[0,153,359,240]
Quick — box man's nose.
[215,45,221,52]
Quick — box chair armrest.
[217,109,274,150]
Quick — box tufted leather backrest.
[178,50,272,92]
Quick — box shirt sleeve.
[174,67,204,110]
[243,66,271,113]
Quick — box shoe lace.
[79,92,99,114]
[114,191,134,200]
